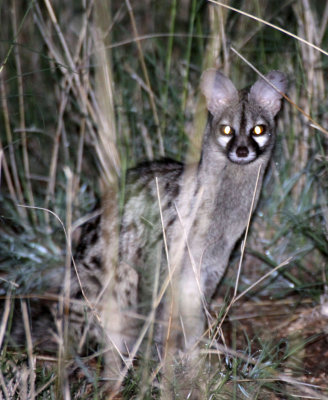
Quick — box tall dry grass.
[0,0,327,398]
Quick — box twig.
[44,88,71,209]
[63,167,73,355]
[43,0,76,73]
[11,0,36,223]
[234,164,262,298]
[73,117,85,200]
[230,46,328,137]
[318,1,328,42]
[234,257,292,303]
[0,369,10,400]
[0,0,34,73]
[21,301,35,400]
[0,292,12,350]
[125,0,164,156]
[208,0,328,57]
[0,69,26,218]
[155,177,174,364]
[0,147,21,214]
[92,5,121,182]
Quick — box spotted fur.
[71,70,288,361]
[6,70,287,372]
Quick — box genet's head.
[201,69,288,165]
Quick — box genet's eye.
[252,125,265,135]
[220,125,234,135]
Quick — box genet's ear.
[248,71,288,116]
[200,69,238,115]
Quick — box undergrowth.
[0,0,327,398]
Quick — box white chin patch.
[229,150,257,164]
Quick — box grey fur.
[7,70,288,368]
[92,69,288,357]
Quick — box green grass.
[1,0,328,398]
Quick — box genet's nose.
[236,146,249,158]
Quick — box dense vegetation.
[0,0,327,398]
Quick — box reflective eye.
[220,125,234,135]
[252,125,265,135]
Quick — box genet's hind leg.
[101,260,140,388]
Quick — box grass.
[0,0,328,398]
